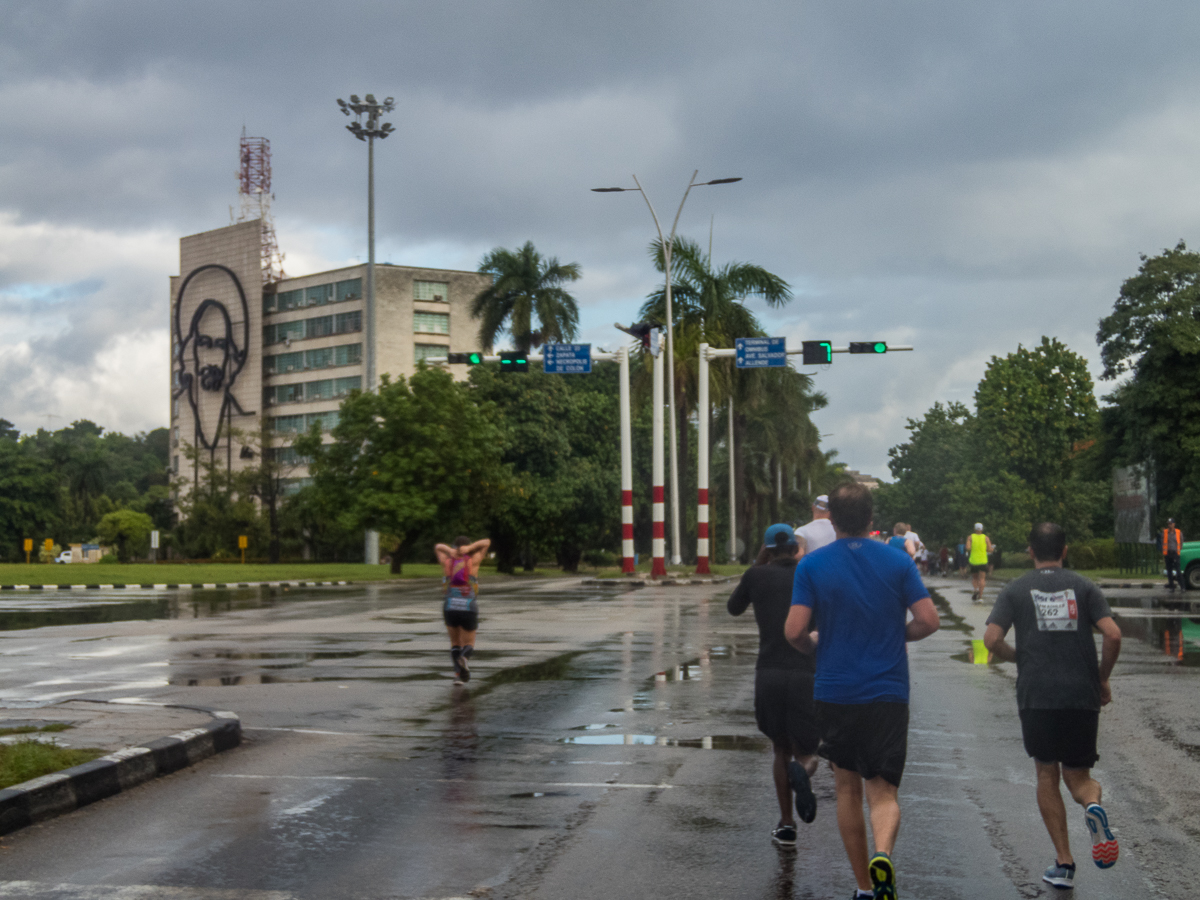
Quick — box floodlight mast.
[338,93,395,567]
[592,173,742,566]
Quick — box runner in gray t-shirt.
[984,523,1123,889]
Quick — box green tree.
[468,363,621,572]
[0,439,59,560]
[473,241,581,353]
[297,366,507,572]
[1097,241,1200,528]
[96,509,154,563]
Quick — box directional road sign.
[735,337,787,368]
[543,343,592,374]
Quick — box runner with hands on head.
[435,536,491,684]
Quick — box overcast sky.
[3,1,1200,478]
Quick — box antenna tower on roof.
[235,126,285,284]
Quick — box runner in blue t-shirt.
[785,483,939,900]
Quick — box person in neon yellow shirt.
[967,523,995,602]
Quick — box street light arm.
[630,175,666,246]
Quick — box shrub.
[97,554,119,565]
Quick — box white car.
[54,550,73,564]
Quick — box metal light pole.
[338,93,395,566]
[593,173,741,566]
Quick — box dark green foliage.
[0,420,169,561]
[875,338,1109,551]
[1097,241,1200,530]
[297,366,507,572]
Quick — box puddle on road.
[561,733,769,751]
[1113,610,1200,667]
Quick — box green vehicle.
[1181,541,1200,590]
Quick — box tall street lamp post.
[593,173,741,565]
[337,93,395,393]
[338,93,395,566]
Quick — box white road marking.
[0,883,293,899]
[212,774,380,781]
[244,726,370,736]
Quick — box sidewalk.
[0,699,240,835]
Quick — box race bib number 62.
[1031,589,1078,631]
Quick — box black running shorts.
[754,668,819,755]
[970,564,988,574]
[815,700,909,787]
[1019,708,1099,769]
[443,609,478,631]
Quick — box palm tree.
[473,241,582,353]
[636,237,801,560]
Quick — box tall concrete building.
[170,221,491,498]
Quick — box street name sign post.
[543,343,593,374]
[735,337,787,368]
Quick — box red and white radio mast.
[235,127,285,284]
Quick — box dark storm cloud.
[3,1,1200,471]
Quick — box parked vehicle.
[54,550,73,564]
[1181,541,1200,590]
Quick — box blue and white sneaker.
[1042,861,1075,889]
[1085,803,1118,868]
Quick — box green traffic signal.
[849,341,888,354]
[469,352,482,364]
[802,341,833,365]
[499,351,528,372]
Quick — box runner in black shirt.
[728,523,819,848]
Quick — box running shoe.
[458,652,471,683]
[1042,861,1075,889]
[1085,803,1118,868]
[788,761,817,823]
[852,891,873,900]
[869,852,896,900]
[770,823,797,847]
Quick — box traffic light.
[849,342,888,354]
[447,352,484,365]
[615,321,657,352]
[499,351,528,372]
[802,340,833,365]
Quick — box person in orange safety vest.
[1162,519,1183,592]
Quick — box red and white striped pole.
[651,343,667,578]
[696,342,711,574]
[619,346,635,574]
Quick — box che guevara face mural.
[173,264,249,452]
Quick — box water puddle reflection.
[562,733,769,751]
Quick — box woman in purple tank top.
[435,535,491,684]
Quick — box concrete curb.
[0,706,241,836]
[0,580,354,592]
[581,575,734,587]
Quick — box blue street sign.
[735,337,787,368]
[543,342,592,374]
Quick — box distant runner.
[728,524,820,849]
[984,522,1123,889]
[435,536,491,683]
[887,523,914,558]
[794,494,836,557]
[967,523,994,602]
[786,483,940,899]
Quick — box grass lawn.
[0,739,103,790]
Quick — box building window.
[306,347,334,370]
[334,376,362,397]
[306,410,340,431]
[334,311,362,334]
[414,280,449,302]
[172,426,180,446]
[414,311,450,334]
[414,343,448,363]
[172,398,179,418]
[265,351,304,374]
[271,415,305,434]
[280,476,314,496]
[305,380,334,401]
[264,320,305,345]
[336,279,362,302]
[173,455,179,474]
[306,316,334,339]
[334,343,362,366]
[306,284,333,307]
[271,446,309,466]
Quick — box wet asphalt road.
[0,576,1197,898]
